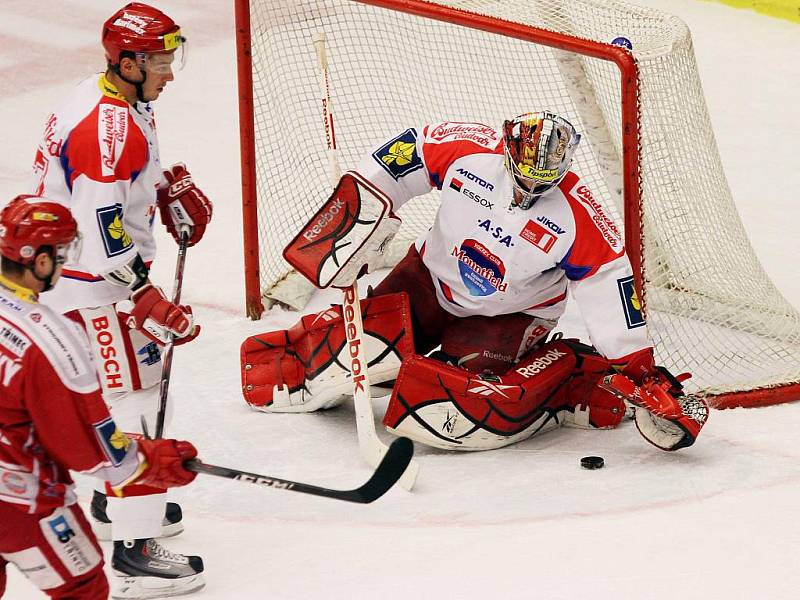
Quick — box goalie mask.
[502,112,581,209]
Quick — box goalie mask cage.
[236,0,800,409]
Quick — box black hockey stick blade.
[185,437,414,503]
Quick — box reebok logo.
[515,349,567,378]
[303,198,345,242]
[343,287,367,393]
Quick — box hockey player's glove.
[157,163,213,247]
[600,373,709,451]
[137,438,198,488]
[117,284,200,346]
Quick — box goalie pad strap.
[240,292,414,412]
[283,172,401,288]
[383,339,625,450]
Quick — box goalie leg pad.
[241,292,414,412]
[383,339,625,450]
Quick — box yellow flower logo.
[107,214,131,247]
[110,428,131,451]
[630,288,641,311]
[382,141,416,167]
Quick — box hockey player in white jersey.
[243,112,708,452]
[29,3,212,598]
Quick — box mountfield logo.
[452,239,507,296]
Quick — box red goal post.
[235,0,800,409]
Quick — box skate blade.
[111,573,205,599]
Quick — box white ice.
[2,0,800,598]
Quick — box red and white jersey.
[356,121,650,361]
[30,74,163,313]
[0,276,144,514]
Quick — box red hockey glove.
[157,163,213,247]
[117,284,200,346]
[600,373,709,451]
[136,438,198,488]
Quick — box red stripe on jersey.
[62,269,103,282]
[62,98,148,186]
[558,172,624,278]
[422,122,503,189]
[525,291,567,310]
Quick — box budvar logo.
[91,316,124,390]
[98,104,128,177]
[303,198,344,242]
[515,349,567,378]
[428,122,499,147]
[574,185,622,252]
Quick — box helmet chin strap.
[29,250,57,293]
[113,62,147,103]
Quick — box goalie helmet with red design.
[502,111,581,209]
[102,3,187,76]
[0,195,81,290]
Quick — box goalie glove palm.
[601,374,709,451]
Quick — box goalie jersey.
[30,74,163,314]
[355,121,650,363]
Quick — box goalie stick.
[313,31,420,490]
[185,436,414,503]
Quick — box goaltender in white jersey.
[246,111,710,454]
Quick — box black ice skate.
[91,490,184,541]
[112,538,205,599]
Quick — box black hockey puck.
[580,456,604,470]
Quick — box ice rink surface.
[2,0,800,598]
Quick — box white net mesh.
[243,0,800,400]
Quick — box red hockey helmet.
[0,195,79,266]
[102,3,186,72]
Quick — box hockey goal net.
[235,0,800,409]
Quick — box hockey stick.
[185,436,413,503]
[313,32,419,491]
[153,226,190,439]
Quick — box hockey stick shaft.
[154,226,190,439]
[313,32,419,491]
[185,437,414,503]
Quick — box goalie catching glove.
[284,172,401,288]
[600,372,709,451]
[116,283,200,346]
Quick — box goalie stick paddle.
[185,437,414,504]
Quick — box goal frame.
[234,0,800,410]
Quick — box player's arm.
[63,127,198,345]
[27,348,197,493]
